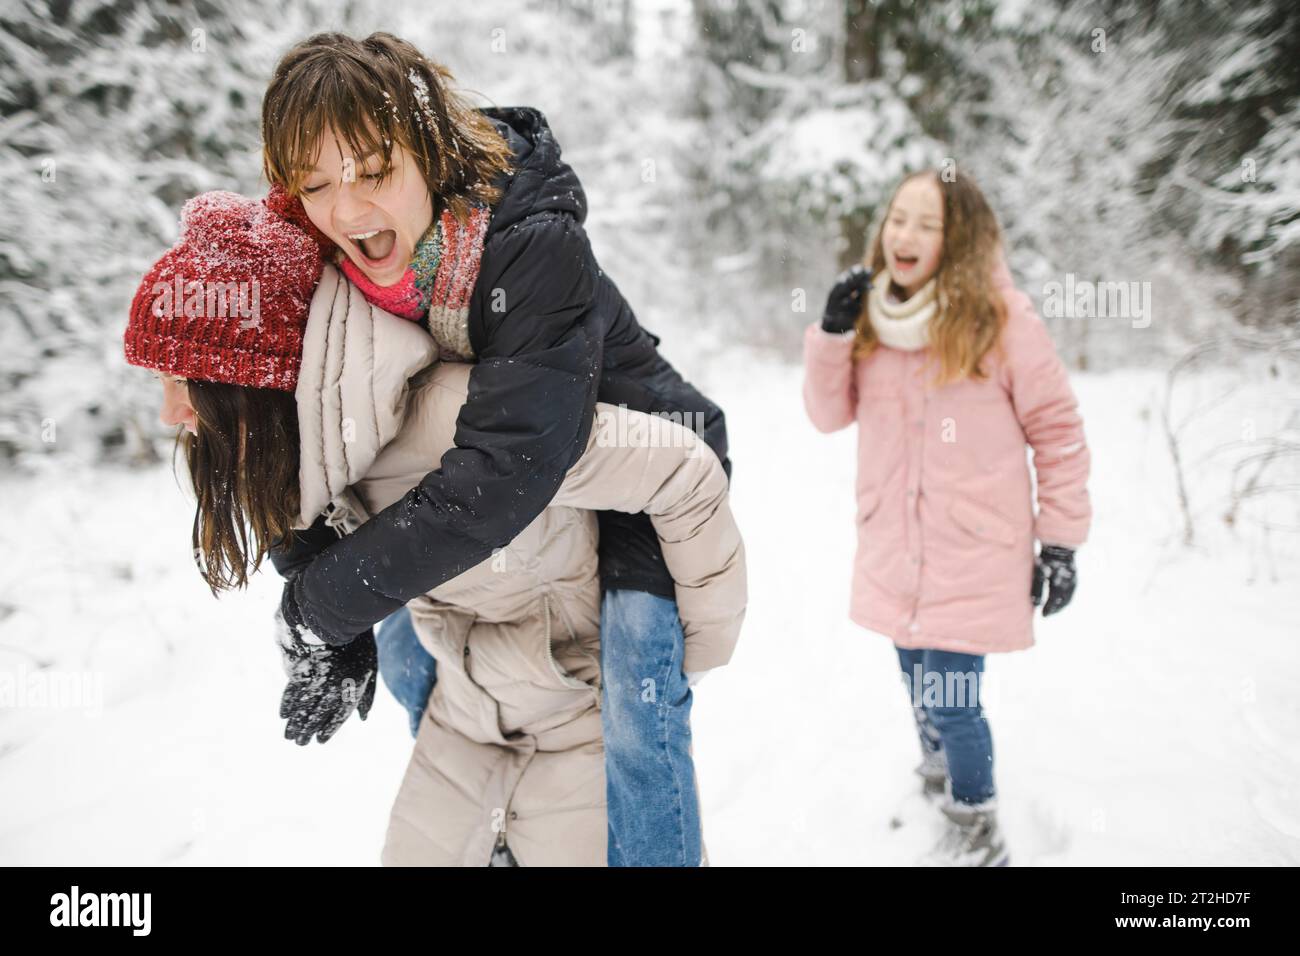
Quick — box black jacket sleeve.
[287,213,603,644]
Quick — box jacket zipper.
[490,805,509,866]
[486,594,592,864]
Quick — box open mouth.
[347,228,398,268]
[893,253,919,272]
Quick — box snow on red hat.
[123,190,324,392]
[264,182,338,255]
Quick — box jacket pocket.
[542,592,598,693]
[947,495,1017,548]
[856,488,882,529]
[407,597,472,667]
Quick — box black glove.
[821,264,872,334]
[274,584,377,745]
[1031,544,1077,617]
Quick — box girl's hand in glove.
[273,604,377,745]
[1031,544,1077,617]
[821,264,872,334]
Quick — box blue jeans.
[599,588,700,867]
[896,647,995,805]
[374,606,438,738]
[373,589,700,866]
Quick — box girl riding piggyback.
[802,169,1092,866]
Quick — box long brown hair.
[174,380,302,597]
[261,31,515,224]
[853,170,1008,386]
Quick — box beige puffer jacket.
[291,265,746,866]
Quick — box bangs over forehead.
[263,57,405,196]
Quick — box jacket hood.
[477,106,587,230]
[294,264,439,529]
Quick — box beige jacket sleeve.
[549,402,747,673]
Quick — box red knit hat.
[123,190,325,392]
[264,182,338,256]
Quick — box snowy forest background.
[2,0,1298,865]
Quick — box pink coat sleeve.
[995,267,1092,549]
[802,321,858,433]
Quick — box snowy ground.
[2,337,1298,866]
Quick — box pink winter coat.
[802,258,1091,655]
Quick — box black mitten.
[821,264,872,334]
[1031,544,1077,617]
[273,596,377,745]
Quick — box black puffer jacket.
[272,106,730,644]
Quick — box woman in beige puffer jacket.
[293,265,747,866]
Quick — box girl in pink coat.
[802,169,1092,866]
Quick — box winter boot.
[889,748,949,831]
[919,795,1010,867]
[914,747,948,799]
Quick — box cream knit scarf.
[866,268,941,351]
